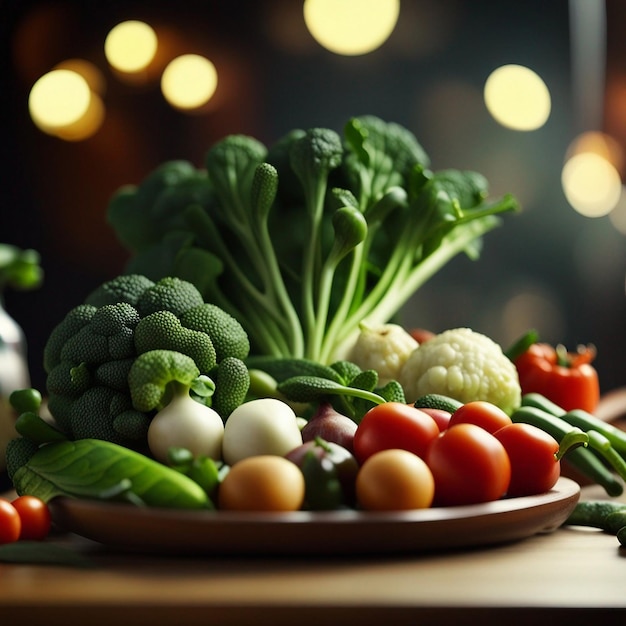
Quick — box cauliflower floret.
[348,322,419,386]
[398,327,521,413]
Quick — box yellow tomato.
[356,448,435,511]
[218,455,306,512]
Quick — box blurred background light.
[28,68,92,136]
[484,64,551,131]
[501,289,566,344]
[161,54,218,110]
[608,188,626,234]
[303,0,400,56]
[561,151,621,217]
[104,20,158,74]
[54,58,107,97]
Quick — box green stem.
[303,180,328,358]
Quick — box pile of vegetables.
[3,282,626,545]
[3,115,626,550]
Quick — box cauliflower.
[348,322,419,386]
[398,327,521,413]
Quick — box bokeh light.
[104,21,158,74]
[484,64,551,131]
[54,58,107,97]
[500,289,565,345]
[160,54,218,111]
[561,152,622,217]
[29,69,92,135]
[608,188,626,234]
[303,0,400,56]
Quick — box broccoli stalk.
[128,349,224,464]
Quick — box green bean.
[563,409,626,456]
[587,430,626,482]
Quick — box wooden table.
[1,484,624,626]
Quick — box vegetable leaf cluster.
[108,115,519,363]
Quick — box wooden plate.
[48,477,580,556]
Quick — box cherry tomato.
[493,423,560,497]
[353,402,440,464]
[356,449,435,511]
[218,455,305,512]
[425,423,511,506]
[11,495,51,541]
[448,401,512,434]
[409,328,436,344]
[0,498,21,545]
[418,408,452,431]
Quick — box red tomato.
[418,408,452,431]
[0,498,21,545]
[11,495,51,541]
[425,423,511,506]
[494,423,560,497]
[409,328,436,344]
[448,401,512,434]
[354,402,440,464]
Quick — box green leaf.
[12,439,212,509]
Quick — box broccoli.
[41,274,251,451]
[397,327,522,414]
[106,115,519,365]
[180,303,249,362]
[128,349,224,463]
[134,310,217,373]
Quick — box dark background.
[3,0,626,393]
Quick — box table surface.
[1,484,625,626]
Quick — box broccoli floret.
[43,304,97,372]
[46,361,91,397]
[85,274,155,308]
[93,358,135,391]
[210,356,250,419]
[134,310,217,373]
[128,349,204,412]
[398,327,522,414]
[180,303,250,362]
[5,437,39,481]
[59,302,140,365]
[136,276,204,318]
[69,386,149,444]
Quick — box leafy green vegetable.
[12,437,213,509]
[247,355,405,422]
[107,115,519,364]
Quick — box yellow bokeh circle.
[484,64,551,131]
[161,54,218,111]
[303,0,400,56]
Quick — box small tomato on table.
[514,342,600,413]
